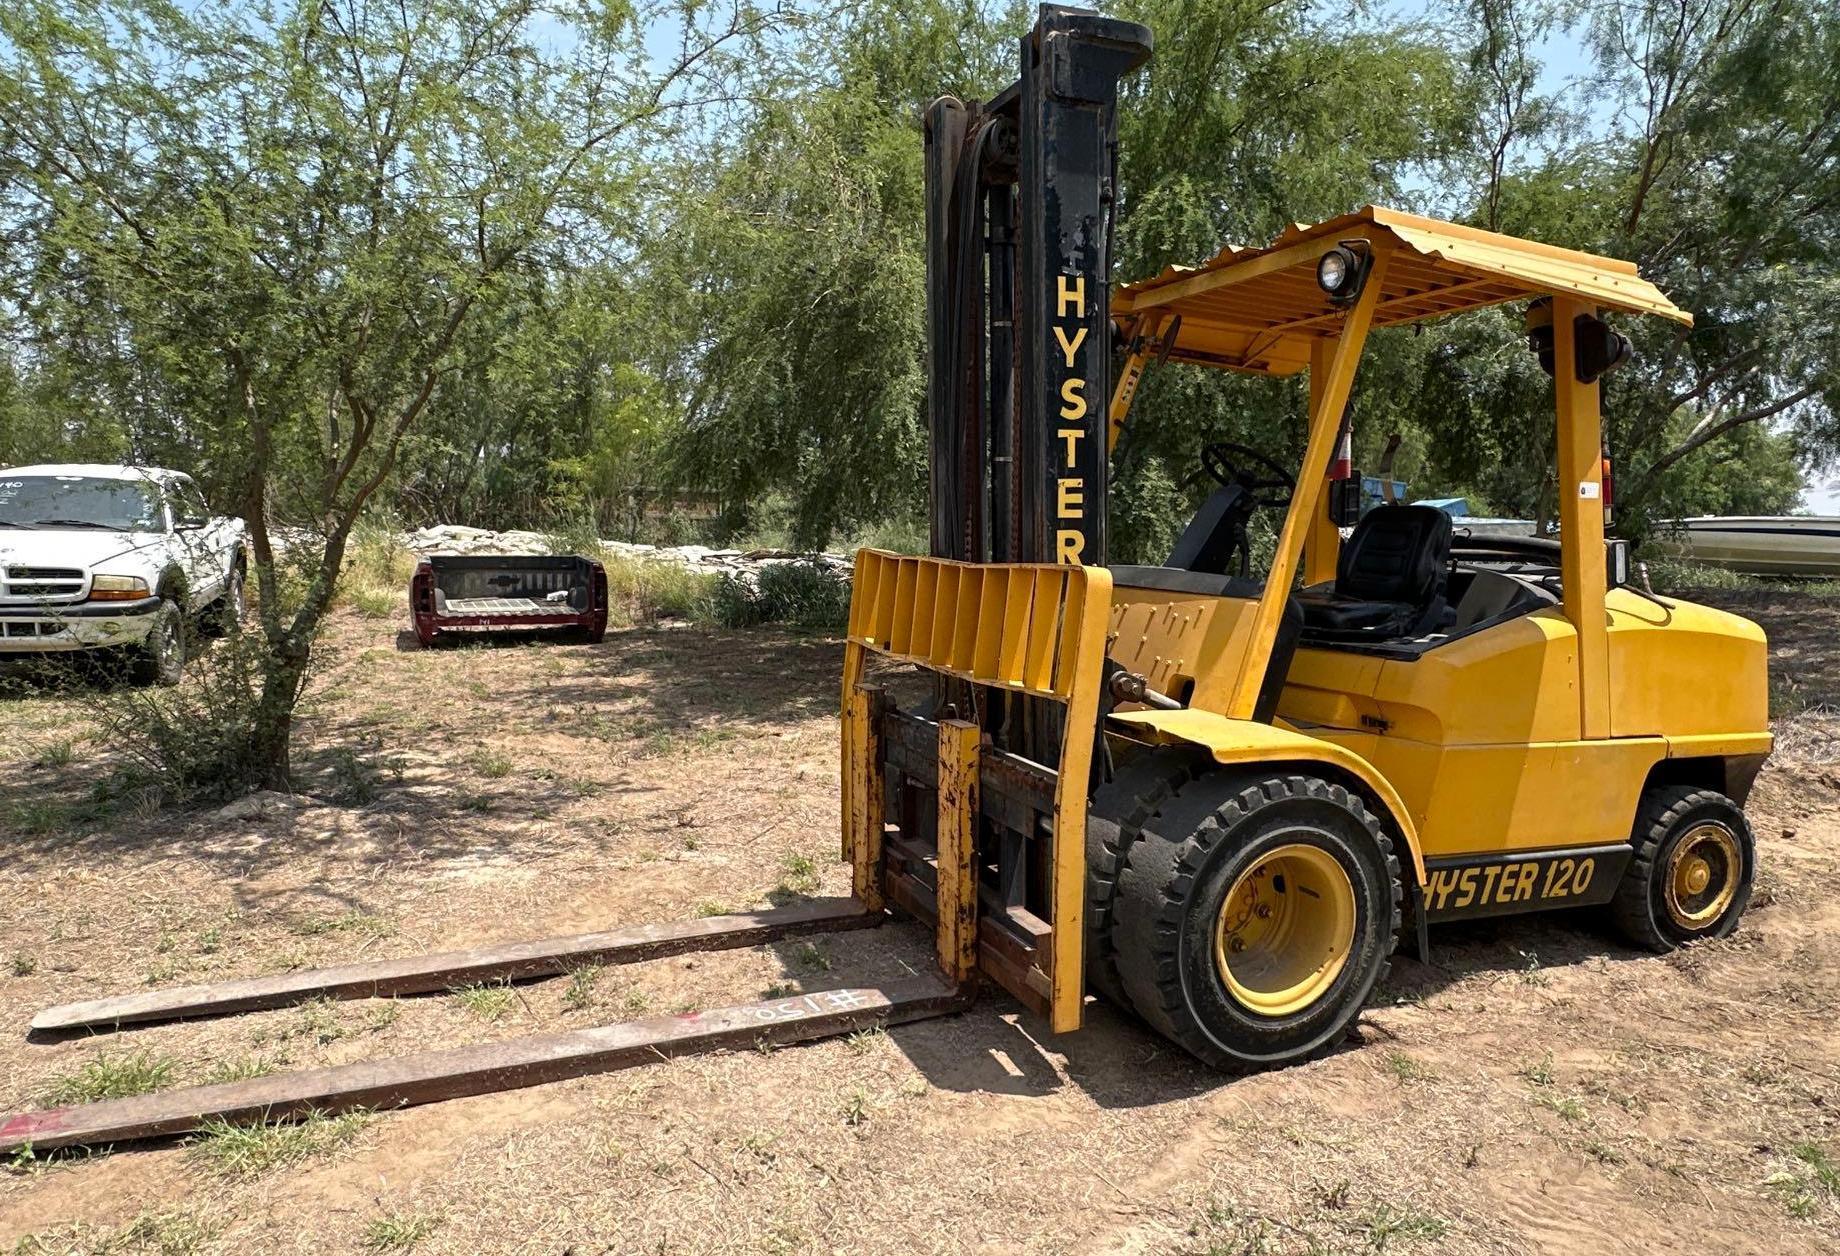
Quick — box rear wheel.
[1610,786,1754,952]
[203,562,246,637]
[1111,772,1400,1071]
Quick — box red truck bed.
[410,554,608,646]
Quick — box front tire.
[129,599,186,687]
[1111,772,1401,1071]
[1610,786,1755,952]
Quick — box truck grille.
[0,566,86,602]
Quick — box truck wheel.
[1610,786,1755,952]
[1111,772,1400,1072]
[1085,748,1201,1012]
[203,562,246,637]
[129,599,186,687]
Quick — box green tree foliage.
[0,0,761,785]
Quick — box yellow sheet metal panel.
[997,571,1034,687]
[1106,582,1262,711]
[1605,591,1770,741]
[1107,707,1426,883]
[1368,610,1583,746]
[1111,205,1690,378]
[845,551,1106,702]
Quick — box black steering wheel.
[1200,442,1296,509]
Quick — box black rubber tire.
[1085,747,1203,1011]
[202,562,246,637]
[1111,771,1401,1072]
[128,599,186,687]
[1610,786,1755,953]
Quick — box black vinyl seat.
[1298,505,1453,638]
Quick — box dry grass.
[1,589,1838,1252]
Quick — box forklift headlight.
[1316,242,1371,307]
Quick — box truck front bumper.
[0,597,163,654]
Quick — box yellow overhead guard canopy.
[1111,205,1693,377]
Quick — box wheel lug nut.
[1229,937,1245,953]
[1255,904,1272,919]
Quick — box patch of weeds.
[287,998,346,1046]
[190,1109,369,1178]
[1583,1139,1626,1166]
[793,941,831,972]
[11,953,36,977]
[1521,1052,1554,1087]
[364,1211,441,1251]
[845,1027,886,1054]
[324,746,405,805]
[451,982,516,1022]
[762,981,797,999]
[680,832,702,852]
[780,853,821,894]
[46,1051,177,1105]
[13,1210,218,1255]
[1765,1142,1840,1219]
[290,909,394,940]
[471,749,513,779]
[1534,1093,1587,1122]
[347,584,399,619]
[32,739,75,769]
[364,1001,401,1033]
[840,1087,870,1128]
[621,989,653,1015]
[1383,1051,1433,1084]
[205,1054,280,1085]
[562,965,602,1011]
[457,792,495,813]
[196,926,222,955]
[1515,949,1550,987]
[693,900,730,918]
[1360,1201,1448,1250]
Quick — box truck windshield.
[0,477,164,531]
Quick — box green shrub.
[707,561,851,633]
[603,555,718,625]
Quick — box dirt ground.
[2,588,1839,1255]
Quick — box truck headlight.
[90,574,151,601]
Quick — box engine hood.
[0,529,168,572]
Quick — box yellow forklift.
[3,8,1769,1152]
[842,6,1771,1070]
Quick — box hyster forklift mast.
[925,6,1149,568]
[0,7,1152,1155]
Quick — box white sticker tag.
[1578,482,1601,499]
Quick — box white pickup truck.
[0,464,248,685]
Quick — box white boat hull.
[1654,516,1840,577]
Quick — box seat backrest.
[1335,505,1453,605]
[1165,484,1251,575]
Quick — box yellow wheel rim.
[1663,823,1740,931]
[1213,843,1356,1018]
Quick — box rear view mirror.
[1327,478,1363,527]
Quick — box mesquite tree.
[0,0,766,786]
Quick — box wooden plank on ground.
[31,898,880,1035]
[1,977,966,1153]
